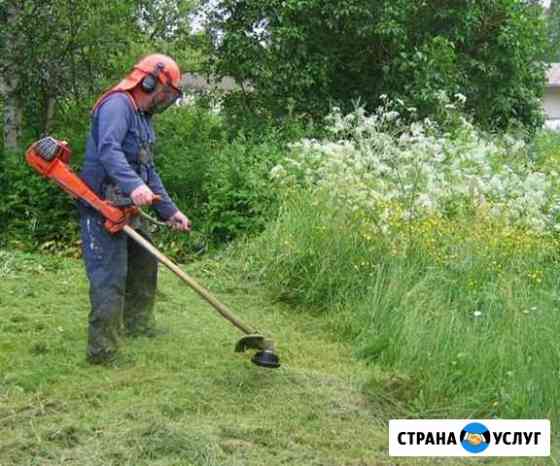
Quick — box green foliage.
[1,103,306,255]
[0,0,142,137]
[148,104,229,258]
[239,112,560,418]
[547,0,560,61]
[137,0,198,42]
[203,0,548,131]
[155,105,307,243]
[0,151,80,253]
[0,150,8,246]
[0,0,204,149]
[529,128,560,170]
[154,105,227,214]
[202,132,285,241]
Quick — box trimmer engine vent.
[35,137,60,161]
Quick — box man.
[79,54,191,365]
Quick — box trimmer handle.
[103,195,161,233]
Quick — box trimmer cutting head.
[235,334,281,369]
[252,350,280,369]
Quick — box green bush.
[1,152,80,253]
[529,128,560,171]
[0,100,93,254]
[155,104,226,216]
[202,131,287,241]
[150,106,283,252]
[1,103,306,256]
[204,0,547,131]
[156,105,310,245]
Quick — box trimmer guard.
[234,334,270,352]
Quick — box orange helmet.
[92,54,182,112]
[117,54,182,93]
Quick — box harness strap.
[91,89,137,114]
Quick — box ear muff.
[141,63,165,93]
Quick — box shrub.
[271,96,560,235]
[155,103,227,216]
[203,131,287,241]
[1,152,80,254]
[1,103,303,257]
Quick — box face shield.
[147,84,182,114]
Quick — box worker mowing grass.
[79,54,192,365]
[25,55,281,370]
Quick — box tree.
[0,0,204,152]
[0,0,142,151]
[202,0,548,131]
[0,2,24,150]
[134,0,205,77]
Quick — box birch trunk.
[0,2,23,151]
[1,77,22,151]
[43,96,57,136]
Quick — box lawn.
[0,250,555,465]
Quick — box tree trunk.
[0,2,23,151]
[43,96,57,136]
[1,78,22,151]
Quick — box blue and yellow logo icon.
[460,422,491,453]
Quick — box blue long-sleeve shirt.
[80,92,178,220]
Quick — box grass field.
[0,250,556,465]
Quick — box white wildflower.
[454,93,467,104]
[270,164,287,179]
[273,100,557,236]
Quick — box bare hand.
[130,185,156,206]
[166,211,192,232]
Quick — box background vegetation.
[0,0,553,250]
[2,0,560,456]
[202,0,548,131]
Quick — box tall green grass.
[249,189,560,420]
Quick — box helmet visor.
[149,85,182,114]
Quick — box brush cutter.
[25,136,280,369]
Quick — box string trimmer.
[25,136,280,369]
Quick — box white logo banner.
[389,419,550,457]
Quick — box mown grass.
[1,250,554,465]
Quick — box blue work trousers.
[80,210,157,361]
